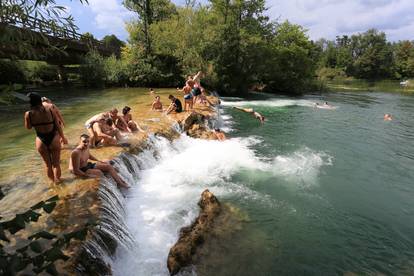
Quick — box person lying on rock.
[166,95,183,114]
[69,134,129,188]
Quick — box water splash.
[221,99,315,108]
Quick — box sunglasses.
[81,139,90,144]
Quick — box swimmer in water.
[214,128,227,141]
[384,114,392,121]
[233,106,265,124]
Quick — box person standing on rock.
[24,92,68,183]
[69,134,129,188]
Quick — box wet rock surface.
[167,189,222,275]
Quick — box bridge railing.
[0,8,106,48]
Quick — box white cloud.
[267,0,414,41]
[87,0,134,36]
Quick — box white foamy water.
[221,99,315,108]
[112,132,332,275]
[270,147,333,188]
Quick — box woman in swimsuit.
[121,106,144,132]
[24,93,68,183]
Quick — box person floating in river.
[214,128,227,141]
[24,92,68,183]
[166,95,183,114]
[233,106,265,124]
[384,113,393,121]
[121,106,144,132]
[69,134,129,188]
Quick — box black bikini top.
[29,108,55,127]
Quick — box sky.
[60,0,414,42]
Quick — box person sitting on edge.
[166,95,183,114]
[92,118,123,146]
[121,106,144,132]
[150,88,155,94]
[69,134,129,188]
[85,112,110,147]
[108,108,129,132]
[177,84,193,111]
[151,95,163,111]
[233,106,265,124]
[214,128,226,141]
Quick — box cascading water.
[78,102,332,275]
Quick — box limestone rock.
[167,189,221,275]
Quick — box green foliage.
[103,55,129,86]
[102,35,125,57]
[80,51,105,87]
[31,64,59,82]
[0,59,26,84]
[123,0,318,94]
[317,67,347,81]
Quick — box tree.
[393,40,414,79]
[101,35,125,57]
[123,0,176,56]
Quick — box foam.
[221,99,315,108]
[112,136,332,275]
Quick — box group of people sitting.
[24,92,142,187]
[24,82,227,187]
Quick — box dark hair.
[168,94,174,99]
[106,118,113,126]
[155,95,160,99]
[214,128,220,132]
[80,134,90,139]
[27,92,42,108]
[122,106,131,115]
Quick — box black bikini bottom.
[37,131,57,147]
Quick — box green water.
[208,91,414,275]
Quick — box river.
[1,88,414,275]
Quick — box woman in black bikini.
[24,93,68,183]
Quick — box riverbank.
[325,78,414,93]
[0,88,220,274]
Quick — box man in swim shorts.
[69,134,129,188]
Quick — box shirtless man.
[93,118,123,146]
[109,108,129,132]
[151,96,163,111]
[233,106,265,124]
[69,134,129,188]
[177,84,193,111]
[214,128,226,141]
[85,112,109,147]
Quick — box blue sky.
[60,0,414,42]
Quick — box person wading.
[24,93,68,183]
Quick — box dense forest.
[1,0,414,95]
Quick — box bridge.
[0,10,117,65]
